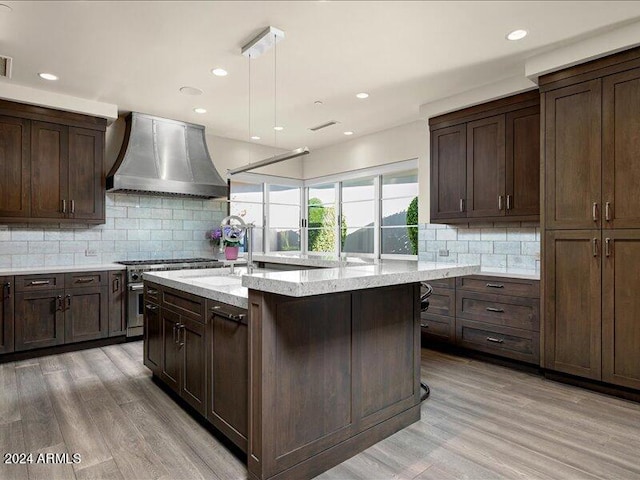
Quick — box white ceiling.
[2,1,640,150]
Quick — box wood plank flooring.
[0,343,639,480]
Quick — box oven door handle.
[129,284,144,291]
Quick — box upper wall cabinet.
[429,91,540,224]
[0,100,106,224]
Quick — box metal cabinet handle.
[173,323,178,344]
[459,198,465,213]
[506,194,512,211]
[179,324,185,347]
[210,305,246,323]
[29,280,51,286]
[4,282,11,299]
[113,276,120,293]
[75,277,95,283]
[70,200,75,214]
[61,199,67,214]
[593,238,598,257]
[65,295,71,310]
[605,202,612,222]
[56,295,63,311]
[592,202,599,222]
[145,304,158,311]
[486,283,504,289]
[605,238,611,257]
[498,195,504,211]
[147,289,158,295]
[486,337,504,344]
[420,323,429,329]
[486,307,505,313]
[129,284,144,291]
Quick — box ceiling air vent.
[308,120,339,132]
[0,55,12,79]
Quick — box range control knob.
[131,273,140,281]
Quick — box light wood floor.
[1,343,639,480]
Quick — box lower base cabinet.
[14,288,65,351]
[0,277,14,354]
[64,286,109,343]
[143,301,161,375]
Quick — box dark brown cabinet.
[541,48,640,390]
[143,301,161,375]
[0,277,14,354]
[108,272,126,336]
[430,91,540,224]
[207,300,248,451]
[420,278,455,344]
[0,100,106,224]
[14,288,66,351]
[64,286,109,343]
[181,317,207,414]
[161,308,181,394]
[0,116,30,218]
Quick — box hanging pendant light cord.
[248,53,251,140]
[274,33,277,148]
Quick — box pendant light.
[228,26,310,176]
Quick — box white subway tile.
[436,229,457,241]
[173,209,194,220]
[106,206,127,218]
[424,240,447,253]
[457,253,481,265]
[101,253,121,263]
[468,241,493,254]
[128,230,150,241]
[162,240,184,251]
[457,228,482,240]
[481,254,507,268]
[151,208,173,220]
[74,230,102,241]
[59,241,88,253]
[29,241,60,254]
[115,218,139,230]
[11,229,44,241]
[507,255,537,270]
[115,240,139,252]
[145,241,163,252]
[139,219,161,230]
[446,241,469,253]
[162,220,183,231]
[183,199,203,210]
[193,210,214,221]
[74,253,103,265]
[101,229,128,241]
[480,228,507,241]
[0,229,9,242]
[506,227,536,241]
[0,242,29,255]
[0,255,11,268]
[13,254,45,268]
[114,194,140,207]
[173,230,192,241]
[493,241,521,255]
[155,231,173,241]
[418,252,436,262]
[521,241,541,256]
[96,241,116,253]
[44,254,74,267]
[139,197,163,208]
[127,207,152,219]
[162,198,183,209]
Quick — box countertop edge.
[144,273,248,309]
[0,263,126,276]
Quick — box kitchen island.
[143,261,479,480]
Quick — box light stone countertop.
[477,267,540,281]
[251,253,372,268]
[0,263,126,276]
[144,261,481,305]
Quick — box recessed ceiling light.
[356,92,369,99]
[38,72,58,81]
[314,100,323,106]
[343,131,354,136]
[506,29,528,41]
[251,135,261,140]
[194,107,207,114]
[212,68,228,77]
[0,4,12,13]
[273,126,284,131]
[180,86,203,96]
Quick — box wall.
[0,194,227,269]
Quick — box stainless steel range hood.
[107,112,228,198]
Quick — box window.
[229,181,264,253]
[341,177,376,255]
[307,183,339,254]
[381,170,419,255]
[268,184,301,252]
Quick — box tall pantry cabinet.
[541,48,640,390]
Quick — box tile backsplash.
[0,193,227,268]
[417,222,540,271]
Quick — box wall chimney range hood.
[107,112,228,198]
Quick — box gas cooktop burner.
[117,258,216,266]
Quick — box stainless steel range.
[117,258,222,337]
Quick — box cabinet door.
[466,115,505,218]
[108,272,126,336]
[31,121,68,219]
[603,68,640,229]
[14,289,65,351]
[68,127,104,221]
[544,231,601,379]
[0,278,14,354]
[64,286,109,343]
[181,317,206,415]
[143,302,161,375]
[544,80,602,229]
[160,308,180,393]
[602,230,640,389]
[430,124,467,220]
[208,303,248,450]
[506,106,540,217]
[0,116,30,218]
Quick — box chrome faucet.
[219,215,255,274]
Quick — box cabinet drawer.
[144,283,161,303]
[420,313,454,344]
[65,271,108,288]
[423,288,455,317]
[161,285,206,322]
[456,275,539,298]
[456,319,540,364]
[208,300,248,326]
[15,274,64,292]
[425,277,456,289]
[456,291,539,331]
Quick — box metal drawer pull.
[179,324,185,347]
[147,289,158,295]
[145,304,158,311]
[70,200,75,214]
[211,305,246,323]
[486,307,505,313]
[75,277,95,283]
[66,295,71,310]
[486,337,504,344]
[498,195,504,211]
[420,323,429,328]
[605,202,612,222]
[4,282,11,298]
[593,238,598,257]
[29,280,51,286]
[592,202,598,222]
[506,194,512,211]
[459,198,465,213]
[113,277,120,292]
[486,283,504,289]
[61,199,67,214]
[605,238,611,257]
[56,295,63,311]
[129,285,144,291]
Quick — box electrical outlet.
[438,249,449,257]
[85,249,98,257]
